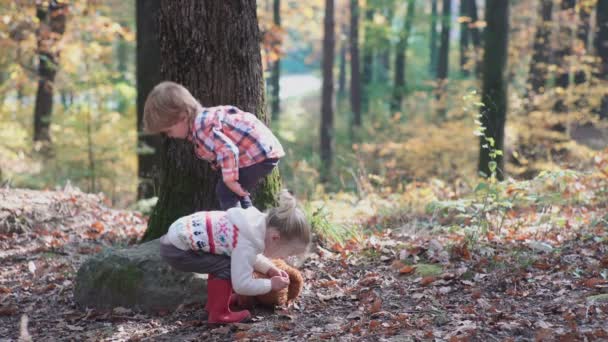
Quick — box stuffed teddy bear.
[236,258,303,308]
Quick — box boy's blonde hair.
[143,81,202,133]
[266,190,311,246]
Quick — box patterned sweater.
[189,105,285,182]
[165,207,274,296]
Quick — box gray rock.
[74,239,206,313]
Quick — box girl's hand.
[270,276,290,291]
[224,180,250,197]
[267,267,289,279]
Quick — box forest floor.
[1,187,607,341]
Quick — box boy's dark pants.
[216,158,279,210]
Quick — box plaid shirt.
[189,105,284,182]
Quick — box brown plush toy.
[237,259,303,308]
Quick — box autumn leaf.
[582,278,607,288]
[91,221,104,233]
[0,306,18,316]
[369,298,382,314]
[399,265,416,275]
[320,280,338,287]
[369,320,381,330]
[420,276,436,286]
[0,286,11,294]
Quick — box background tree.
[429,0,438,76]
[391,0,415,112]
[361,5,374,113]
[436,0,451,118]
[467,0,482,76]
[350,0,362,128]
[33,0,68,146]
[320,0,335,183]
[136,0,162,199]
[526,0,553,101]
[595,0,608,118]
[144,1,280,241]
[459,0,470,76]
[553,0,575,113]
[478,0,510,180]
[270,0,282,121]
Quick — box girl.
[159,191,310,324]
[143,81,285,210]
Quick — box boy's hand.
[224,180,250,197]
[267,267,288,279]
[270,276,290,291]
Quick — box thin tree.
[526,0,553,104]
[270,0,281,121]
[596,0,608,118]
[429,0,438,76]
[144,1,280,240]
[467,0,482,75]
[459,0,470,76]
[136,0,162,199]
[362,6,374,112]
[391,0,415,112]
[350,0,362,129]
[33,0,68,146]
[338,23,347,97]
[574,1,591,85]
[478,0,510,180]
[320,0,335,183]
[553,0,576,113]
[436,0,451,118]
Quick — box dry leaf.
[399,265,416,275]
[369,298,382,314]
[420,276,436,286]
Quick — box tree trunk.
[478,0,509,180]
[391,0,415,112]
[33,0,68,146]
[338,24,347,97]
[429,0,438,76]
[270,0,281,121]
[468,0,482,75]
[136,0,162,200]
[350,0,362,128]
[144,1,281,241]
[362,7,374,113]
[320,0,335,183]
[436,0,451,118]
[574,1,591,85]
[378,6,393,84]
[459,0,470,77]
[553,0,575,113]
[596,0,608,118]
[526,0,553,99]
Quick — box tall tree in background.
[377,1,393,84]
[338,24,347,97]
[144,1,280,240]
[574,1,591,85]
[478,0,509,180]
[467,0,482,76]
[320,0,335,183]
[33,0,68,146]
[362,6,374,113]
[526,0,553,101]
[391,0,415,112]
[596,0,608,118]
[436,0,451,118]
[553,0,575,113]
[429,0,438,76]
[270,0,281,121]
[136,0,162,200]
[459,0,470,76]
[350,0,362,128]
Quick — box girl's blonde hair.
[143,81,203,133]
[266,190,311,246]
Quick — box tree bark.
[350,0,362,128]
[362,7,374,113]
[33,0,68,146]
[526,0,553,99]
[468,0,482,75]
[378,5,393,84]
[429,0,438,76]
[478,0,509,180]
[338,24,347,97]
[574,1,591,85]
[459,0,470,77]
[553,0,575,113]
[320,0,335,183]
[136,0,163,200]
[270,0,281,121]
[436,0,451,118]
[144,0,281,241]
[391,0,415,112]
[596,0,608,118]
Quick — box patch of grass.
[414,263,443,277]
[305,204,364,247]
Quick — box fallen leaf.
[0,306,18,316]
[583,278,607,288]
[0,286,11,294]
[420,276,436,286]
[320,280,338,287]
[91,221,105,233]
[399,265,416,275]
[66,324,84,331]
[369,320,381,330]
[369,298,382,314]
[27,261,36,275]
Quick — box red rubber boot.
[207,277,251,324]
